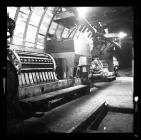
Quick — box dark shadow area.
[43,92,87,111]
[80,104,133,133]
[108,105,133,114]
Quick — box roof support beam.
[10,7,20,44]
[70,8,121,48]
[22,9,33,46]
[60,26,65,38]
[54,11,75,20]
[44,7,60,53]
[34,7,48,48]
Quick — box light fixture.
[118,32,127,39]
[134,96,139,102]
[77,7,88,18]
[104,28,109,34]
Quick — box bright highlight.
[118,32,127,39]
[77,7,88,18]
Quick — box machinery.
[6,10,118,133]
[6,15,87,133]
[88,57,116,82]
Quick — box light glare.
[77,7,88,18]
[118,32,127,39]
[134,96,139,102]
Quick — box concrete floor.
[118,67,133,77]
[93,77,133,109]
[23,77,133,133]
[96,111,133,132]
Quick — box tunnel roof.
[7,7,133,52]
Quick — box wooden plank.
[44,72,47,81]
[29,72,34,84]
[32,72,37,83]
[21,73,26,85]
[21,85,88,103]
[46,102,106,133]
[19,56,52,60]
[38,72,42,82]
[45,72,49,82]
[47,72,51,81]
[53,72,58,80]
[21,68,53,71]
[51,72,55,81]
[18,74,23,86]
[41,72,45,82]
[42,72,46,82]
[52,72,56,81]
[21,62,52,65]
[50,72,54,81]
[24,73,30,85]
[36,72,40,83]
[44,72,48,82]
[50,72,53,81]
[39,72,43,82]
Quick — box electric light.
[118,32,127,39]
[104,28,109,34]
[77,7,88,18]
[134,96,139,102]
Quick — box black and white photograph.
[5,6,138,136]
